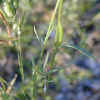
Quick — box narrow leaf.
[62,43,96,60]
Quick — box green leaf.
[62,43,96,60]
[55,23,63,46]
[43,0,61,46]
[55,0,63,46]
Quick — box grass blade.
[62,43,96,60]
[43,0,61,46]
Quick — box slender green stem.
[31,57,39,100]
[17,35,24,81]
[49,47,58,68]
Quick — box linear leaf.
[62,43,96,60]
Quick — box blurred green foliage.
[0,0,98,100]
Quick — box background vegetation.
[0,0,100,100]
